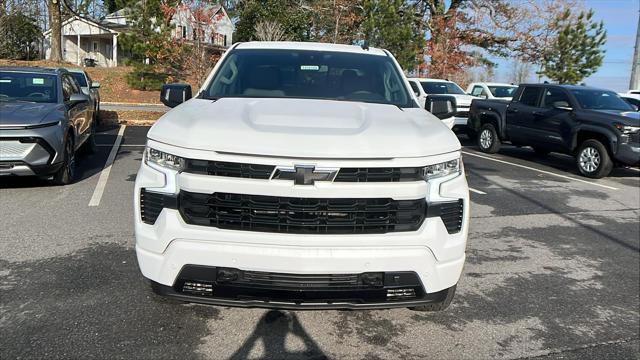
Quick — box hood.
[449,94,475,107]
[588,109,640,125]
[148,98,460,159]
[0,102,61,127]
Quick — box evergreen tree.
[234,0,311,42]
[360,0,423,70]
[540,9,606,84]
[0,13,41,60]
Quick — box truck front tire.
[477,124,501,153]
[576,139,613,178]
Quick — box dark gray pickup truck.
[468,84,640,178]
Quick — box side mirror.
[69,93,90,104]
[161,83,192,108]
[91,81,100,89]
[553,101,572,111]
[426,95,457,120]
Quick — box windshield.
[571,89,634,111]
[488,86,517,98]
[0,72,58,103]
[420,81,465,95]
[71,72,87,87]
[202,49,414,107]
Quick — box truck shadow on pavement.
[229,310,328,360]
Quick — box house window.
[182,26,187,39]
[176,25,182,39]
[92,41,98,52]
[224,35,227,46]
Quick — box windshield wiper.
[198,93,221,101]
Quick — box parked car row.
[0,67,100,184]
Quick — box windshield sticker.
[300,65,320,71]
[32,78,45,85]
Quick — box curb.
[101,101,164,106]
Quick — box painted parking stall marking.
[89,125,126,207]
[462,150,620,191]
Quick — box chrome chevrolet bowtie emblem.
[272,165,338,185]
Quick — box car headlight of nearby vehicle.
[144,147,184,171]
[423,158,461,180]
[614,124,640,134]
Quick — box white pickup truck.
[407,78,476,130]
[466,82,518,100]
[135,42,469,311]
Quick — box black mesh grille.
[241,271,360,289]
[184,159,275,179]
[334,167,424,182]
[178,191,426,234]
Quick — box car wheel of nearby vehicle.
[409,285,456,312]
[52,135,76,185]
[477,124,501,153]
[533,147,550,156]
[81,119,97,155]
[576,139,613,178]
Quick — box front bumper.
[134,146,469,308]
[0,125,64,176]
[615,142,640,166]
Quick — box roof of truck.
[234,41,388,56]
[0,67,67,75]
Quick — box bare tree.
[254,20,292,41]
[48,0,63,62]
[509,59,532,84]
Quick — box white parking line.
[469,188,487,195]
[462,150,619,191]
[89,125,126,206]
[96,144,144,147]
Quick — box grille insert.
[178,191,426,234]
[428,199,464,234]
[334,167,423,182]
[184,159,275,179]
[140,189,177,225]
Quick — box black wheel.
[81,119,97,155]
[532,147,550,156]
[477,123,501,153]
[409,285,456,312]
[52,135,76,185]
[576,139,613,178]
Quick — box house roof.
[42,15,117,36]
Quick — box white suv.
[135,42,469,311]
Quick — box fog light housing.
[386,288,416,300]
[182,281,213,296]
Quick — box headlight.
[144,147,185,171]
[424,158,461,180]
[614,123,640,134]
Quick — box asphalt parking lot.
[1,125,638,360]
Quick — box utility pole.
[630,9,640,90]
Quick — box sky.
[492,0,639,92]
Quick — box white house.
[42,4,234,67]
